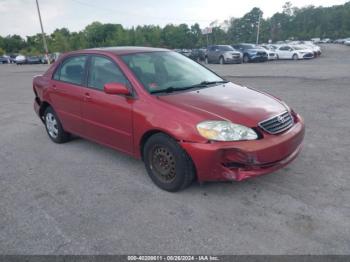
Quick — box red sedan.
[33,47,305,192]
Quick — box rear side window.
[280,46,290,51]
[88,56,129,91]
[54,56,87,85]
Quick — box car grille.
[303,53,313,58]
[258,111,294,134]
[257,52,267,57]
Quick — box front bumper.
[303,53,314,59]
[250,55,268,62]
[181,114,305,182]
[224,56,242,64]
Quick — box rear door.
[278,46,291,59]
[207,46,217,62]
[81,55,134,155]
[51,55,88,134]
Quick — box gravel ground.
[0,44,349,255]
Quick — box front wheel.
[219,56,225,64]
[44,107,70,143]
[292,54,298,60]
[143,133,196,192]
[205,56,209,64]
[243,54,249,63]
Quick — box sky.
[0,0,348,37]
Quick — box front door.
[81,55,134,155]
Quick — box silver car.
[205,45,242,64]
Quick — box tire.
[276,54,279,60]
[219,56,224,65]
[143,133,196,192]
[205,56,209,64]
[44,107,70,144]
[292,54,298,60]
[243,54,249,63]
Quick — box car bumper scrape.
[180,114,305,182]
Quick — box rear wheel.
[143,133,195,192]
[44,107,70,143]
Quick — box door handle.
[84,93,92,102]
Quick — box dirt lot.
[0,44,349,255]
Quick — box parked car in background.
[179,49,192,57]
[319,38,332,43]
[275,45,314,60]
[26,56,42,64]
[0,56,10,64]
[311,38,321,43]
[205,45,242,64]
[344,39,350,46]
[298,41,322,57]
[232,44,268,63]
[15,55,26,65]
[334,38,350,44]
[189,48,206,62]
[33,47,305,192]
[9,54,18,63]
[260,45,278,60]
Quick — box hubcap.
[149,145,176,183]
[45,113,59,138]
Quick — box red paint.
[104,83,130,95]
[33,47,305,182]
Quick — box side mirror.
[104,82,130,96]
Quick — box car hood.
[225,51,241,55]
[158,82,288,127]
[297,49,313,53]
[247,48,266,53]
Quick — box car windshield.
[219,46,234,51]
[121,51,224,94]
[243,44,256,49]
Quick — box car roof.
[71,46,169,56]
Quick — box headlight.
[196,121,258,141]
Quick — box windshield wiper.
[150,80,228,94]
[150,87,177,94]
[198,80,228,86]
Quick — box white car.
[260,45,278,60]
[275,45,314,60]
[344,39,350,46]
[15,55,26,65]
[300,41,322,56]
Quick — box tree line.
[0,1,349,55]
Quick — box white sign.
[202,27,213,35]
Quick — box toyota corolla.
[33,47,305,192]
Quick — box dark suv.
[205,45,242,64]
[232,44,268,63]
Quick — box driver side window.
[88,56,128,91]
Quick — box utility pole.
[35,0,50,64]
[256,11,262,45]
